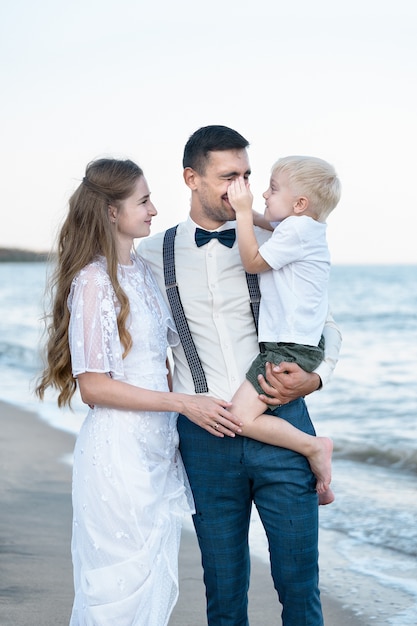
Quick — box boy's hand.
[227,177,253,214]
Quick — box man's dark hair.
[183,125,250,174]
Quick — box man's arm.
[313,312,342,387]
[252,210,274,231]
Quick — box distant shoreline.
[0,247,51,262]
[0,247,415,266]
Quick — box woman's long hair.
[36,158,143,407]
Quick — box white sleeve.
[314,309,342,387]
[68,263,125,378]
[258,222,303,270]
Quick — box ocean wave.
[321,459,417,559]
[333,312,417,331]
[334,440,417,474]
[0,341,39,372]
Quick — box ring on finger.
[214,422,220,430]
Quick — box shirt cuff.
[314,361,332,388]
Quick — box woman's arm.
[77,372,242,438]
[166,358,173,391]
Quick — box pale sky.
[1,0,416,264]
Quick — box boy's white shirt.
[257,215,330,345]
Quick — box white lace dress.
[67,256,193,626]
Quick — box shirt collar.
[186,214,236,234]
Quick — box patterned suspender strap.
[163,226,209,393]
[245,272,260,333]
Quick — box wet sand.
[0,400,366,625]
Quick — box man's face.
[188,149,251,227]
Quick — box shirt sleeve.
[68,263,125,378]
[258,221,304,270]
[314,308,342,386]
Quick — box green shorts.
[246,336,325,397]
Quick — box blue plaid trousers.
[177,397,324,626]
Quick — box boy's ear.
[183,167,199,190]
[293,196,309,214]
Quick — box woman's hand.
[257,361,322,406]
[180,395,242,438]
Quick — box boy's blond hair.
[272,155,341,221]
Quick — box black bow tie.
[194,227,236,248]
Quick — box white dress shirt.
[138,216,341,400]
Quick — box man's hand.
[257,361,321,406]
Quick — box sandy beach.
[0,400,367,626]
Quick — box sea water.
[0,262,416,624]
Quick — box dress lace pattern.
[67,256,193,626]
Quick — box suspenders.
[163,226,208,393]
[163,225,260,394]
[245,272,261,336]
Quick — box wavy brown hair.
[36,158,143,407]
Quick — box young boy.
[228,155,341,505]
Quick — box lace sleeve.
[68,261,125,378]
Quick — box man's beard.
[201,199,235,224]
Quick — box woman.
[36,158,241,625]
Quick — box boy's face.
[262,171,298,222]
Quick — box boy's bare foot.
[308,437,333,494]
[319,487,335,506]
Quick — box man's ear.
[183,167,199,190]
[293,196,309,214]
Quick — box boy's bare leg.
[232,380,334,495]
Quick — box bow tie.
[194,228,236,248]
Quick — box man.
[139,125,341,625]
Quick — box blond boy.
[228,156,341,504]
